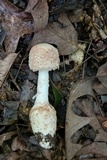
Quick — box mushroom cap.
[29,104,56,149]
[29,43,59,72]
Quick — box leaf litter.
[29,12,78,55]
[0,0,107,160]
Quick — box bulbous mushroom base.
[35,132,56,149]
[29,104,57,149]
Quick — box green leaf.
[51,81,63,108]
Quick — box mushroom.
[29,43,60,149]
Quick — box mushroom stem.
[29,43,60,149]
[34,70,49,107]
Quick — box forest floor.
[0,0,107,160]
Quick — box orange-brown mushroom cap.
[29,43,59,72]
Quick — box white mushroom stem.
[30,70,57,149]
[34,70,49,107]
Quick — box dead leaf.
[68,9,85,23]
[20,80,34,101]
[102,120,107,128]
[0,101,19,125]
[25,0,38,12]
[50,0,85,14]
[75,97,107,143]
[92,3,107,40]
[0,53,17,87]
[5,152,20,160]
[77,142,107,157]
[71,43,86,65]
[92,79,107,95]
[30,13,78,55]
[91,158,107,160]
[63,43,86,80]
[93,40,107,56]
[97,62,107,88]
[65,78,95,160]
[31,0,48,32]
[66,76,107,159]
[0,152,20,160]
[0,0,33,53]
[0,131,17,146]
[42,149,52,160]
[97,116,107,133]
[11,136,26,151]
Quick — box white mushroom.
[29,43,60,149]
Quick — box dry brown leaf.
[65,78,95,160]
[0,0,33,53]
[68,9,85,23]
[82,158,107,160]
[92,79,107,95]
[93,40,107,56]
[0,53,17,87]
[0,152,20,160]
[77,142,107,157]
[31,0,48,32]
[25,0,38,12]
[5,152,20,160]
[66,77,107,160]
[102,121,107,128]
[42,149,52,160]
[92,3,107,40]
[11,136,26,151]
[97,62,107,88]
[0,131,17,146]
[75,97,107,143]
[30,13,78,55]
[0,101,19,125]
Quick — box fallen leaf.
[0,101,19,125]
[31,0,48,32]
[0,53,17,87]
[50,0,85,14]
[97,116,107,133]
[102,120,107,128]
[5,152,20,160]
[0,0,33,53]
[0,152,20,160]
[92,79,107,95]
[65,78,95,160]
[11,136,26,151]
[71,43,86,65]
[51,80,63,108]
[89,2,107,41]
[30,13,78,55]
[0,131,17,146]
[75,97,107,143]
[25,0,38,12]
[20,79,34,101]
[68,9,85,23]
[97,62,107,88]
[77,142,107,157]
[66,75,107,160]
[63,43,86,80]
[93,40,107,55]
[42,149,52,160]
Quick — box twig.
[82,39,93,79]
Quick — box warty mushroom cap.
[29,43,59,72]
